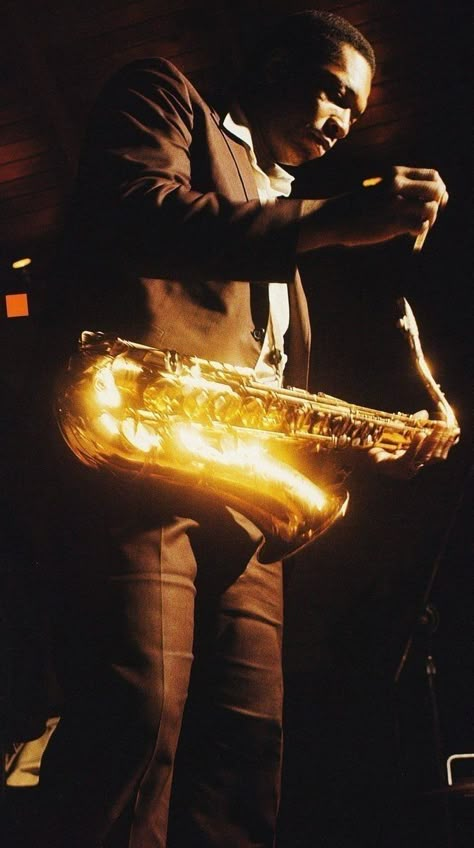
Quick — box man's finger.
[393,179,447,203]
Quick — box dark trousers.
[38,470,284,848]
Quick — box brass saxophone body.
[55,317,458,562]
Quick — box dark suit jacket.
[56,58,311,389]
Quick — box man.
[37,10,455,848]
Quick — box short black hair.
[239,9,376,91]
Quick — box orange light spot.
[6,293,29,318]
[12,257,32,270]
[362,176,383,187]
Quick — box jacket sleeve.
[73,59,302,283]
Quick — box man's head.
[239,10,375,167]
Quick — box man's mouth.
[306,129,331,153]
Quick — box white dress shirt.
[223,108,295,386]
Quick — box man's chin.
[281,145,327,167]
[307,148,327,163]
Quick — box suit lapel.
[210,109,259,201]
[286,272,311,390]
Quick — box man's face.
[261,43,372,167]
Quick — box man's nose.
[324,109,351,141]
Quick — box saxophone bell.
[54,333,350,562]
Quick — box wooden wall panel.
[0,153,58,186]
[33,0,204,43]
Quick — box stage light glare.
[12,257,32,270]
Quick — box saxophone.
[55,299,459,563]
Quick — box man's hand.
[298,166,449,252]
[368,411,459,480]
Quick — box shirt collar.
[223,106,294,199]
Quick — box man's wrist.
[297,196,348,252]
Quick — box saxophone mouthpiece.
[396,298,459,431]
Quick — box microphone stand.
[393,465,472,848]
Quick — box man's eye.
[324,84,345,106]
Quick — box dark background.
[1,2,472,846]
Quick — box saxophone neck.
[397,297,458,430]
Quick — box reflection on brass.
[55,325,458,563]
